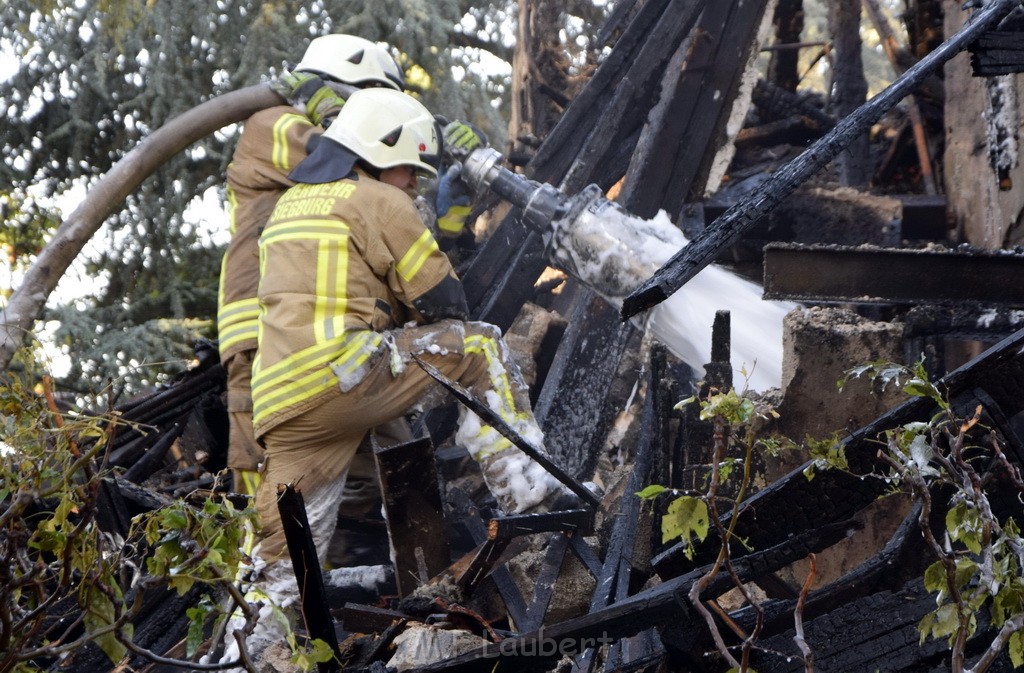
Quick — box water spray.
[462,148,795,391]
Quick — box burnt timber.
[12,0,1024,672]
[762,243,1024,306]
[621,0,1024,319]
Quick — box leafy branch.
[0,355,278,672]
[855,361,1024,673]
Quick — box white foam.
[550,200,795,391]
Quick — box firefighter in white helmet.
[251,85,568,566]
[220,88,566,666]
[217,34,483,497]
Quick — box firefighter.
[217,34,483,496]
[250,87,568,567]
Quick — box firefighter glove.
[305,85,346,127]
[436,162,472,238]
[270,70,323,106]
[442,120,488,159]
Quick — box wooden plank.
[277,485,342,673]
[763,243,1024,306]
[533,293,636,481]
[575,346,666,672]
[664,0,774,211]
[487,509,595,541]
[621,0,1021,319]
[521,533,571,633]
[373,436,450,597]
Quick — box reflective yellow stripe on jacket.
[218,296,261,354]
[252,217,382,427]
[271,114,307,171]
[397,229,441,283]
[217,185,261,354]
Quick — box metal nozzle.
[461,148,570,233]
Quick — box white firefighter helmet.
[294,34,404,91]
[322,88,440,177]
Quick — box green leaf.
[186,605,209,657]
[946,502,983,554]
[953,557,978,593]
[662,496,709,546]
[635,485,667,500]
[932,603,960,641]
[904,379,939,401]
[923,561,948,594]
[82,586,128,665]
[673,395,697,410]
[168,574,196,596]
[161,508,188,530]
[1009,629,1023,668]
[288,634,336,672]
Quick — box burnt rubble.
[11,0,1024,672]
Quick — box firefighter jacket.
[217,105,325,362]
[252,167,468,437]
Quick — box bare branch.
[794,553,818,672]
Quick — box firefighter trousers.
[253,320,562,562]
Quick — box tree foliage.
[0,359,267,671]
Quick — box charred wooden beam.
[339,603,410,634]
[521,533,571,632]
[113,361,225,430]
[752,79,836,131]
[372,436,450,597]
[453,537,514,596]
[622,0,1023,319]
[533,293,636,481]
[52,584,210,673]
[411,520,857,673]
[487,509,595,541]
[675,313,730,494]
[121,420,186,484]
[747,576,1015,672]
[277,484,342,673]
[412,356,601,509]
[714,500,929,645]
[903,304,1024,339]
[576,345,666,672]
[970,26,1024,76]
[698,193,947,242]
[596,0,643,47]
[568,534,603,579]
[529,0,696,185]
[94,477,132,538]
[460,0,703,334]
[622,0,773,217]
[763,243,1024,306]
[446,488,530,629]
[972,387,1024,465]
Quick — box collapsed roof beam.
[621,0,1024,320]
